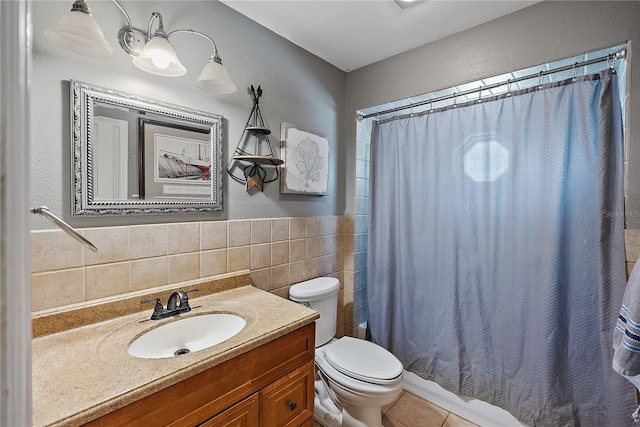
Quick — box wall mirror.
[71,80,223,216]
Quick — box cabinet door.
[298,418,315,427]
[199,393,259,427]
[260,360,314,427]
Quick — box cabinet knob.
[288,401,297,411]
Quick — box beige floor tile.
[386,392,449,427]
[383,414,410,427]
[382,390,405,415]
[442,413,479,427]
[311,389,477,427]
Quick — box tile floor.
[313,390,478,427]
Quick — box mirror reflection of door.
[94,116,128,200]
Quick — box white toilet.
[289,277,404,427]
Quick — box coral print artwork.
[281,123,329,195]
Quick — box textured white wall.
[345,1,640,227]
[31,1,346,229]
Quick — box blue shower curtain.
[368,70,636,425]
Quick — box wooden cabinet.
[259,360,314,426]
[203,360,314,427]
[84,323,315,427]
[200,394,259,427]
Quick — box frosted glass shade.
[44,10,113,58]
[132,36,186,77]
[195,60,237,94]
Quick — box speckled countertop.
[32,271,318,427]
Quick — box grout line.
[383,413,410,427]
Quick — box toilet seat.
[315,345,404,403]
[322,337,403,385]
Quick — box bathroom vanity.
[86,325,315,426]
[31,271,318,426]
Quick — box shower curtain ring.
[429,97,434,114]
[608,54,615,69]
[453,92,457,107]
[538,71,544,89]
[572,63,578,82]
[507,79,512,96]
[478,86,482,103]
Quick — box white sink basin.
[128,313,246,359]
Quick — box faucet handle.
[140,297,164,320]
[176,289,198,308]
[140,297,162,306]
[182,289,200,307]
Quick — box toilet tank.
[289,277,340,347]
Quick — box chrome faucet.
[141,289,199,320]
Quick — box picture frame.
[140,119,213,200]
[280,122,329,195]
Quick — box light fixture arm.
[167,29,222,63]
[111,0,132,31]
[71,0,91,14]
[147,12,167,40]
[113,0,150,57]
[113,2,220,62]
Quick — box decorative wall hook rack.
[227,85,283,191]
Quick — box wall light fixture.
[45,0,237,94]
[392,0,423,9]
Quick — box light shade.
[132,36,187,77]
[44,10,114,58]
[195,60,237,94]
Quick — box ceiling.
[220,0,541,72]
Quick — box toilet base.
[341,404,383,427]
[314,379,342,427]
[314,378,384,427]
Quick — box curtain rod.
[358,47,626,121]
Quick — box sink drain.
[174,348,190,356]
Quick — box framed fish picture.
[280,122,329,195]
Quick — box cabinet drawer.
[260,360,314,427]
[199,393,258,427]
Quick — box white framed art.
[280,122,329,195]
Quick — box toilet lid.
[323,337,403,384]
[289,277,340,302]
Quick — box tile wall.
[343,118,373,337]
[626,229,640,277]
[31,215,349,337]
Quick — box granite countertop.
[32,271,318,427]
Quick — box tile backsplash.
[32,215,352,337]
[626,229,640,277]
[34,218,633,339]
